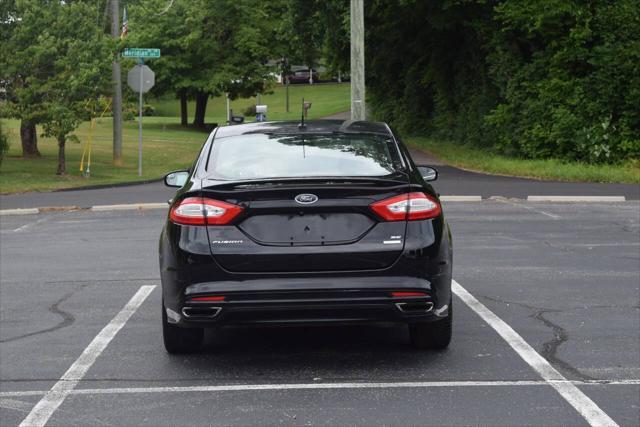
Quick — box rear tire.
[409,301,452,350]
[162,301,203,354]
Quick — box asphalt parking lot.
[1,200,638,426]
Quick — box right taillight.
[169,197,243,226]
[370,192,441,221]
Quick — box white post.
[350,0,365,121]
[138,63,143,176]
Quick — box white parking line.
[494,197,561,219]
[1,379,638,398]
[8,281,624,426]
[12,216,51,233]
[452,280,618,427]
[18,285,155,427]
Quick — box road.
[1,146,638,211]
[1,199,638,426]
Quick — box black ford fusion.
[159,120,452,353]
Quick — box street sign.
[127,65,155,94]
[122,48,161,58]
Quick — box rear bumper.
[165,276,450,327]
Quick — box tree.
[272,0,334,79]
[128,0,275,128]
[0,121,9,167]
[0,0,39,157]
[319,0,350,80]
[364,0,639,163]
[0,0,111,174]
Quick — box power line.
[154,0,175,16]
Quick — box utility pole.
[350,0,365,121]
[110,0,123,166]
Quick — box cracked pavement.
[1,200,638,426]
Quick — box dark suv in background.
[286,69,319,84]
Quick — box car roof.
[213,120,393,139]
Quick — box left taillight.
[370,192,441,221]
[169,197,243,226]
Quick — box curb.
[54,178,163,193]
[90,203,168,211]
[1,196,631,216]
[440,196,482,202]
[0,203,168,216]
[527,195,626,202]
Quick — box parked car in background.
[286,69,319,84]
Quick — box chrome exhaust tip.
[395,301,434,314]
[181,306,222,319]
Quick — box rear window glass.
[207,133,401,180]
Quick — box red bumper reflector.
[391,291,428,297]
[189,296,225,302]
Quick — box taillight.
[391,291,428,298]
[169,197,243,226]
[188,295,225,302]
[370,192,441,221]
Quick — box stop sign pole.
[136,59,143,176]
[125,48,159,176]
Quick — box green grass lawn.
[152,82,350,122]
[0,83,350,194]
[409,137,640,184]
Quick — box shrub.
[0,121,9,167]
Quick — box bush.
[122,103,155,120]
[0,121,9,167]
[243,105,257,116]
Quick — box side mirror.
[164,170,190,188]
[417,165,438,182]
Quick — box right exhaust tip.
[181,306,222,318]
[395,301,434,314]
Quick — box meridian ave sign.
[122,48,161,58]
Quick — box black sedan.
[159,120,452,353]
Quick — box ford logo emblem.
[295,194,318,205]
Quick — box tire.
[162,301,204,354]
[409,300,452,350]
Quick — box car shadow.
[172,324,448,378]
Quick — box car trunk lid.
[203,178,409,273]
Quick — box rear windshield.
[207,133,402,180]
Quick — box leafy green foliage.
[0,0,111,173]
[0,121,9,166]
[127,0,275,101]
[366,0,640,163]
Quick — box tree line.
[1,0,638,177]
[0,0,348,174]
[365,0,639,163]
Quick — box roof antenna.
[299,97,306,129]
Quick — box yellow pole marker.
[80,99,112,175]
